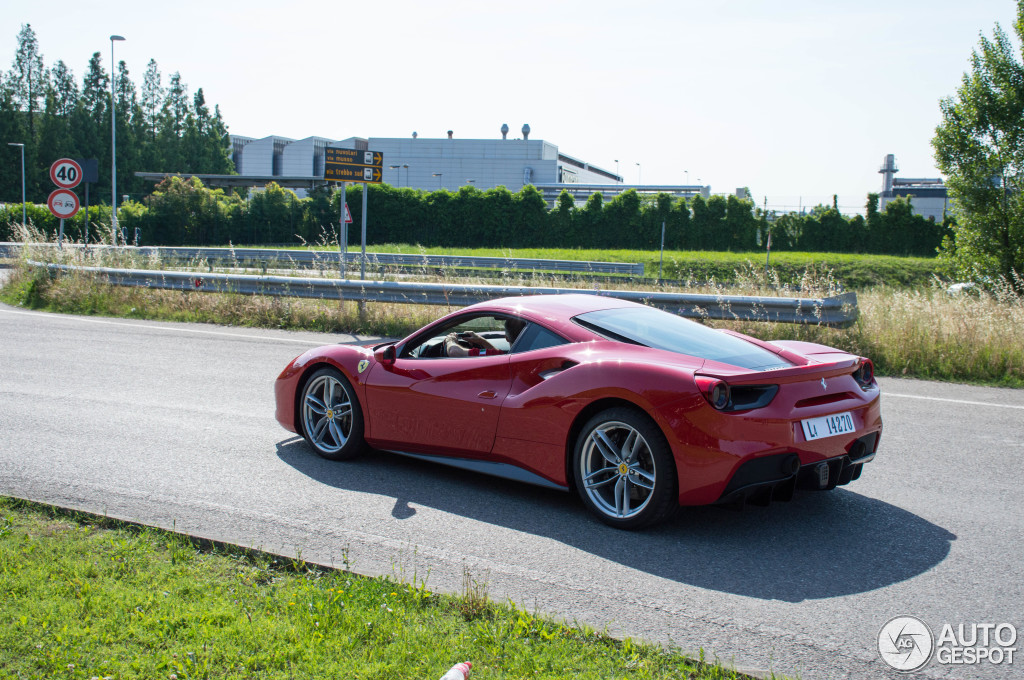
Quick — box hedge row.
[1,176,948,257]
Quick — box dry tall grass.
[3,233,1022,386]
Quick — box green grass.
[2,244,1022,387]
[259,243,949,290]
[0,497,757,680]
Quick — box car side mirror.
[374,344,396,365]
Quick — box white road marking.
[2,307,1019,410]
[885,392,1024,410]
[0,307,328,345]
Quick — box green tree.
[0,78,27,205]
[114,59,142,198]
[72,52,110,199]
[578,192,604,248]
[7,24,46,140]
[48,60,77,118]
[157,72,191,172]
[933,1,1024,287]
[140,59,162,144]
[549,190,576,247]
[689,194,708,249]
[704,195,728,250]
[724,194,758,250]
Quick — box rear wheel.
[299,367,365,460]
[572,407,677,529]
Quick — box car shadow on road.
[276,438,956,603]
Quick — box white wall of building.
[367,137,562,191]
[229,133,620,195]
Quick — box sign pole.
[338,183,347,279]
[360,184,368,281]
[659,220,665,282]
[324,148,381,283]
[83,183,89,247]
[58,219,65,249]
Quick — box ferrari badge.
[358,359,369,374]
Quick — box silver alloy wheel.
[579,420,657,520]
[301,373,354,455]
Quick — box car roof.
[469,293,638,319]
[460,294,640,340]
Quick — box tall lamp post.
[110,34,125,245]
[432,172,443,190]
[402,164,409,187]
[636,162,642,185]
[389,164,400,186]
[7,142,25,230]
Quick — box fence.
[27,260,859,327]
[1,243,645,276]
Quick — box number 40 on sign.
[50,158,83,189]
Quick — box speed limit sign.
[50,158,83,189]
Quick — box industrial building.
[878,153,949,222]
[220,125,706,203]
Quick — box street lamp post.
[110,34,125,245]
[403,164,409,187]
[636,162,642,185]
[614,159,619,181]
[432,172,443,190]
[389,164,400,186]
[7,142,25,230]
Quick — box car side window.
[403,315,510,358]
[511,324,568,354]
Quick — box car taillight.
[854,358,875,387]
[695,376,731,410]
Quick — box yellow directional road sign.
[324,148,384,183]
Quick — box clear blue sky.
[2,0,1019,214]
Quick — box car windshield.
[574,307,793,371]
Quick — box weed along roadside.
[2,244,1022,387]
[0,497,760,680]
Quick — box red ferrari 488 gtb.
[275,294,881,529]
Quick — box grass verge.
[0,497,758,680]
[3,251,1022,387]
[241,243,951,290]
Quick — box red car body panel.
[274,294,882,507]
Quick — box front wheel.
[299,367,365,460]
[572,407,677,529]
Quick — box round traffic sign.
[47,188,80,219]
[50,158,83,189]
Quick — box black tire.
[298,367,365,461]
[572,407,677,529]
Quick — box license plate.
[801,411,856,441]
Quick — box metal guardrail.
[1,243,645,276]
[27,260,859,327]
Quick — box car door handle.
[477,390,497,399]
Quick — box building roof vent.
[447,130,453,139]
[501,123,509,139]
[412,131,418,139]
[522,123,531,140]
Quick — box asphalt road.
[1,302,1021,679]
